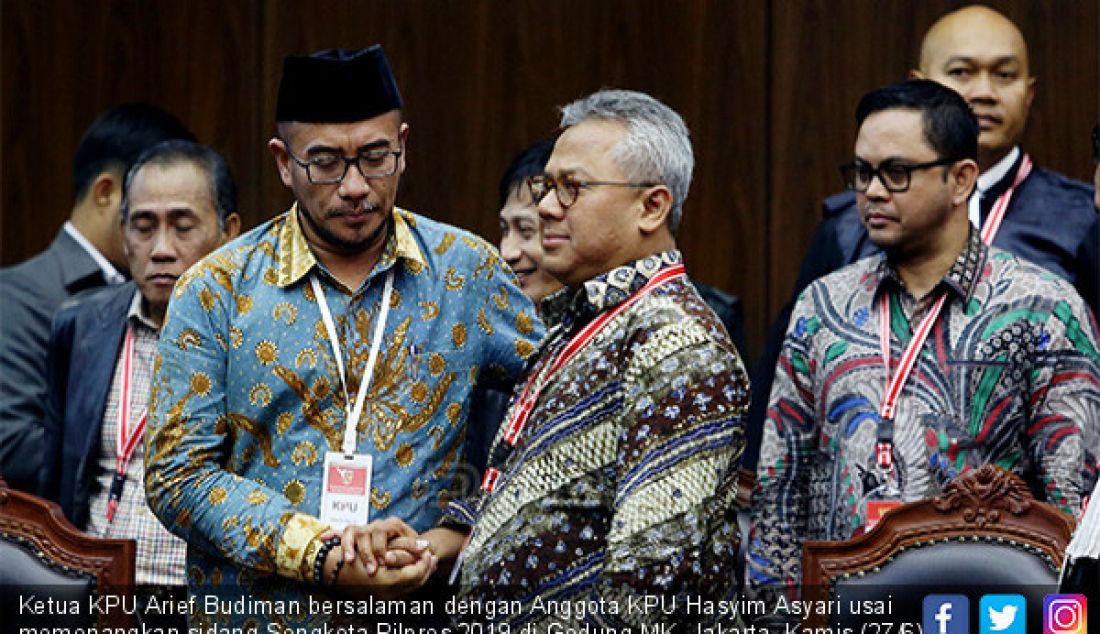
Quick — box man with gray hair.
[39,139,240,625]
[374,89,749,627]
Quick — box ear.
[122,225,133,259]
[950,159,980,206]
[397,122,410,176]
[908,68,926,80]
[91,172,121,214]
[1025,75,1037,110]
[221,213,242,241]
[637,185,673,235]
[268,137,294,188]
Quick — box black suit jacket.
[38,282,134,528]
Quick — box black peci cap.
[275,45,403,123]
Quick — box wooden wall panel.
[1,0,262,260]
[2,0,1094,364]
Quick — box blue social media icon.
[925,595,970,634]
[981,595,1026,634]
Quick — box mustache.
[325,200,381,216]
[860,202,890,215]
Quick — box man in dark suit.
[746,5,1098,470]
[39,140,239,597]
[0,104,194,492]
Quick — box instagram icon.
[1044,595,1087,634]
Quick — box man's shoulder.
[986,245,1085,294]
[626,277,741,352]
[806,255,878,296]
[177,216,282,292]
[397,208,505,273]
[822,189,858,219]
[0,236,67,289]
[1021,165,1096,215]
[55,282,134,322]
[0,235,87,326]
[50,284,133,353]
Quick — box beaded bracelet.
[329,556,347,586]
[313,537,341,586]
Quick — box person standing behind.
[745,80,1100,619]
[498,137,563,307]
[465,138,561,476]
[748,5,1098,472]
[40,140,240,623]
[144,46,542,629]
[0,104,194,492]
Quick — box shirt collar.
[275,203,427,288]
[976,145,1021,195]
[874,227,987,302]
[63,221,126,285]
[127,288,161,332]
[540,250,684,328]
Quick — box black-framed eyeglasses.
[526,174,658,209]
[840,157,956,193]
[284,143,401,185]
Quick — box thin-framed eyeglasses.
[840,157,956,193]
[284,142,402,185]
[526,174,658,209]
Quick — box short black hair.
[121,140,238,228]
[856,79,978,163]
[498,137,557,208]
[72,103,195,202]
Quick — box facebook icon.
[924,595,970,634]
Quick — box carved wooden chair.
[0,478,135,630]
[801,465,1075,631]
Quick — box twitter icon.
[980,594,1027,634]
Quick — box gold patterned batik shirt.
[145,206,542,625]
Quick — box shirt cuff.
[440,497,477,530]
[277,512,331,582]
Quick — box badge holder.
[320,452,372,529]
[861,432,902,532]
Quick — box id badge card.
[320,451,372,529]
[860,464,901,532]
[865,499,902,530]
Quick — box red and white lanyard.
[106,327,148,522]
[979,153,1033,244]
[480,263,687,493]
[875,291,948,469]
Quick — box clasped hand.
[319,517,436,599]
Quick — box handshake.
[318,518,466,598]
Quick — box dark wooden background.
[3,0,1097,362]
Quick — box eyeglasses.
[284,143,401,185]
[526,174,658,209]
[840,157,956,193]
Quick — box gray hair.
[121,139,238,229]
[560,89,693,234]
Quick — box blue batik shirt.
[145,206,542,619]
